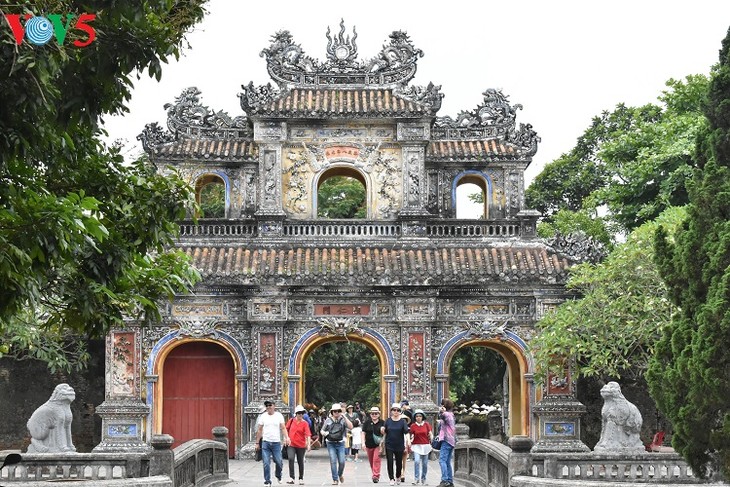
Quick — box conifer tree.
[647,27,730,479]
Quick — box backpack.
[327,418,345,442]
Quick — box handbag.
[431,437,443,450]
[255,438,262,461]
[372,432,383,445]
[282,445,289,459]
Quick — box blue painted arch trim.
[451,170,493,216]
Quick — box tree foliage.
[317,176,366,219]
[527,76,708,234]
[448,346,506,405]
[199,182,225,218]
[0,1,207,371]
[647,27,730,479]
[531,206,685,382]
[304,341,380,409]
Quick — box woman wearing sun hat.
[286,405,311,485]
[381,402,410,485]
[321,402,353,485]
[362,405,385,482]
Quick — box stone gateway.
[97,21,593,457]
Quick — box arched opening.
[443,339,528,437]
[455,174,488,219]
[316,167,367,219]
[305,341,380,409]
[195,174,226,218]
[448,346,507,439]
[161,341,236,457]
[291,333,391,418]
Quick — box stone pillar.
[397,123,430,236]
[94,328,151,453]
[507,435,534,478]
[254,121,287,236]
[212,426,229,451]
[531,365,589,453]
[149,434,174,481]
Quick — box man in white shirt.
[256,400,291,486]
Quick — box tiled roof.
[427,139,521,160]
[180,245,572,286]
[248,88,436,118]
[154,138,257,162]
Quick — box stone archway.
[437,330,533,436]
[147,331,248,456]
[287,327,396,414]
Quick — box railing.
[426,220,521,238]
[452,438,721,487]
[0,452,148,482]
[528,452,703,483]
[172,439,228,487]
[178,218,531,240]
[453,438,511,487]
[180,220,258,237]
[283,220,401,237]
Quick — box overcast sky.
[104,0,730,183]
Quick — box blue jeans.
[326,440,346,481]
[413,450,428,482]
[261,440,283,483]
[438,442,453,483]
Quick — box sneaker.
[332,482,339,485]
[389,481,395,486]
[412,482,419,486]
[339,476,344,483]
[299,481,304,485]
[277,480,282,485]
[264,483,271,487]
[372,478,379,484]
[287,480,295,485]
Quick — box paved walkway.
[228,449,445,487]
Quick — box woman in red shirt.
[286,405,312,485]
[408,410,433,485]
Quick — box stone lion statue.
[26,383,77,453]
[594,381,644,451]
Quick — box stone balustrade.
[452,438,724,487]
[0,452,148,482]
[172,438,229,487]
[528,452,702,483]
[178,218,534,241]
[0,428,228,487]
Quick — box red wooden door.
[162,341,235,457]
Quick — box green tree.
[305,341,380,408]
[532,206,686,382]
[647,27,730,479]
[199,182,225,218]
[449,346,506,405]
[527,76,708,234]
[0,1,207,371]
[317,176,366,219]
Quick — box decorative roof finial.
[326,19,358,66]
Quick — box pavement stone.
[227,449,446,487]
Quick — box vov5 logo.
[4,13,97,47]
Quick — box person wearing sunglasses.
[285,405,311,485]
[362,406,385,483]
[321,403,353,485]
[381,403,410,485]
[256,401,290,487]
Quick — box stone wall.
[0,340,105,452]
